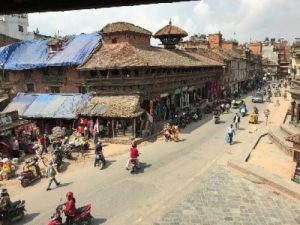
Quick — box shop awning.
[2,93,38,115]
[79,95,144,118]
[3,93,91,119]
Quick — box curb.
[228,129,300,201]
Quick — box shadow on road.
[232,141,241,145]
[92,218,107,224]
[15,213,40,224]
[132,162,152,174]
[104,160,117,169]
[181,115,212,134]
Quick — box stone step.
[280,123,300,135]
[268,125,293,156]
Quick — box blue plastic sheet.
[0,32,101,70]
[17,93,91,119]
[2,93,39,115]
[4,39,49,70]
[47,33,101,67]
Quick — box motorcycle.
[0,200,26,224]
[48,203,92,225]
[18,158,42,187]
[127,154,140,174]
[94,152,106,170]
[196,108,202,120]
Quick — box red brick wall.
[208,33,222,48]
[249,42,262,55]
[222,42,238,50]
[7,67,80,93]
[103,32,150,46]
[0,34,19,47]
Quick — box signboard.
[0,111,19,127]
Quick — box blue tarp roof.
[2,93,39,115]
[3,93,91,119]
[0,32,101,70]
[47,33,100,67]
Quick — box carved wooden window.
[26,83,35,92]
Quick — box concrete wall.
[0,14,33,40]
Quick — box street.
[16,95,270,225]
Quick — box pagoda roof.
[154,21,188,38]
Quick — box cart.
[249,113,258,124]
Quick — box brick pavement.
[154,167,300,225]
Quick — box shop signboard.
[0,111,19,126]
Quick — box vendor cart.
[249,113,258,124]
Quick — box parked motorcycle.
[18,157,42,187]
[48,203,92,225]
[94,152,106,170]
[195,108,202,120]
[0,200,26,224]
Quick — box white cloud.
[27,0,300,44]
[193,1,212,18]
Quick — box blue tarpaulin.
[4,39,49,70]
[0,33,101,70]
[2,93,39,115]
[3,93,91,119]
[47,33,100,67]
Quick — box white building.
[0,14,33,40]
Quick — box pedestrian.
[83,125,89,141]
[233,113,240,130]
[46,161,60,191]
[39,134,47,155]
[227,124,235,145]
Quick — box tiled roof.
[154,21,188,37]
[79,42,223,70]
[101,22,152,36]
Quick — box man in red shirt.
[64,192,76,225]
[126,142,140,170]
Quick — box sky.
[28,0,300,45]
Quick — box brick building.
[180,32,250,94]
[78,22,224,119]
[0,33,101,94]
[0,34,19,47]
[249,42,262,55]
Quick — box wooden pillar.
[133,118,136,138]
[112,119,115,138]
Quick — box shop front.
[79,95,146,143]
[0,111,33,157]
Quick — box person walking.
[227,124,235,145]
[46,161,60,191]
[233,113,240,130]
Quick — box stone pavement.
[154,167,300,225]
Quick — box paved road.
[155,167,300,225]
[13,95,274,225]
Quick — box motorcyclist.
[126,142,140,170]
[63,192,76,225]
[0,188,12,222]
[94,142,105,167]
